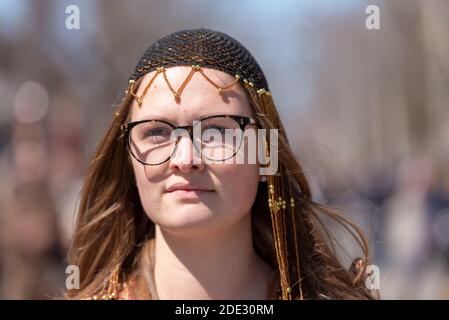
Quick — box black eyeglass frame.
[120,114,257,166]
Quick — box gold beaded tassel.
[106,268,120,300]
[250,82,288,300]
[288,178,304,300]
[267,173,291,300]
[251,84,304,300]
[92,267,120,300]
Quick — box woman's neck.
[152,212,274,300]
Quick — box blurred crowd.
[0,98,84,298]
[0,0,448,299]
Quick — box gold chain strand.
[126,80,139,105]
[267,123,289,299]
[174,67,197,99]
[91,267,120,300]
[268,208,282,298]
[279,174,291,299]
[197,68,240,94]
[268,180,285,299]
[268,182,282,290]
[288,178,304,300]
[138,67,164,105]
[283,180,292,299]
[268,182,281,296]
[269,175,290,300]
[162,66,195,102]
[262,95,289,300]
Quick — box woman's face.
[129,66,260,236]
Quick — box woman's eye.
[143,128,171,140]
[151,128,170,136]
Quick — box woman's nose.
[168,135,204,173]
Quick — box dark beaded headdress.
[125,28,271,106]
[130,28,269,91]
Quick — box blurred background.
[0,0,448,299]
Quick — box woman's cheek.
[131,161,163,217]
[215,163,259,209]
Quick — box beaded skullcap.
[127,28,271,103]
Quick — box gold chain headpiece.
[125,64,271,107]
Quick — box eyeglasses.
[121,114,257,165]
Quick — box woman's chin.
[157,209,217,235]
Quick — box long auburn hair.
[67,76,376,300]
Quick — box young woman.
[67,28,374,300]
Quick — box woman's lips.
[166,183,214,200]
[166,188,214,200]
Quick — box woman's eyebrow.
[134,115,176,122]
